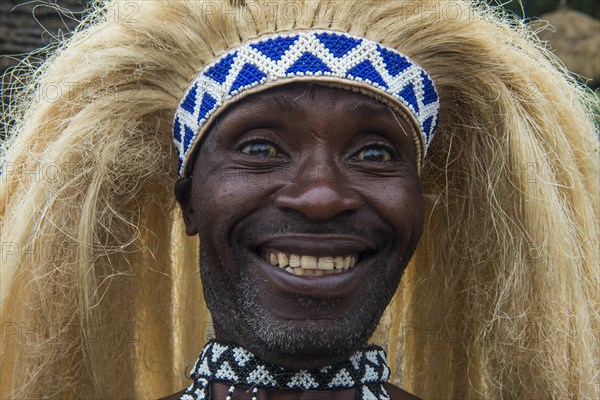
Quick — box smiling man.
[177,85,424,363]
[171,36,434,397]
[1,1,598,399]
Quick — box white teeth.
[289,254,301,267]
[300,255,318,269]
[317,256,335,270]
[264,250,360,275]
[278,252,289,268]
[344,256,352,269]
[269,252,278,266]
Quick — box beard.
[200,241,402,367]
[197,208,417,367]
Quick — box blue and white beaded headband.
[173,30,440,176]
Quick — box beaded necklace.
[179,340,392,400]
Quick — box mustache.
[232,212,392,246]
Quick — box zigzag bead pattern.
[173,30,440,176]
[179,340,392,400]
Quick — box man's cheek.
[197,184,259,237]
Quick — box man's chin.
[234,292,384,369]
[242,318,373,369]
[203,246,401,368]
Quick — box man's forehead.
[227,83,396,118]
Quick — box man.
[172,82,426,399]
[165,23,438,399]
[1,1,597,399]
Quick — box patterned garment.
[180,340,392,400]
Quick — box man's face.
[176,83,424,368]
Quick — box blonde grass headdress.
[174,30,439,175]
[1,0,598,399]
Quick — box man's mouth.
[259,248,359,276]
[248,234,381,298]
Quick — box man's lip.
[253,234,376,257]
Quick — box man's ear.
[174,177,199,236]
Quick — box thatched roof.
[532,8,600,86]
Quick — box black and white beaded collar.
[179,340,391,400]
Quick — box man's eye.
[354,146,393,162]
[240,142,279,157]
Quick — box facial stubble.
[200,240,402,367]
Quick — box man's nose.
[273,161,362,222]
